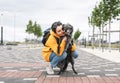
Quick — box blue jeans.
[50,51,78,68]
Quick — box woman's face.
[56,25,65,37]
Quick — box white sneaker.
[53,67,60,71]
[46,64,54,74]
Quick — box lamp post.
[119,21,120,52]
[14,13,16,43]
[1,13,3,45]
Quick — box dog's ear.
[71,39,74,45]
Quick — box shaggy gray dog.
[57,23,77,75]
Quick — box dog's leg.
[70,57,77,74]
[62,62,68,72]
[57,63,65,75]
[57,68,62,75]
[57,67,63,75]
[72,64,77,74]
[57,63,68,75]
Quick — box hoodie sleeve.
[71,43,77,51]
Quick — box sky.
[0,0,120,42]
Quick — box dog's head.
[62,23,73,36]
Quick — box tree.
[34,22,42,38]
[74,29,81,40]
[89,0,120,51]
[26,20,42,43]
[102,0,120,52]
[26,20,34,34]
[88,14,96,49]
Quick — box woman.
[42,21,78,74]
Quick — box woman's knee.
[72,51,78,58]
[61,52,67,59]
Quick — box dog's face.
[62,23,73,36]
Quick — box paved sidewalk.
[80,47,120,63]
[0,45,120,83]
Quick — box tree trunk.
[102,25,104,52]
[108,20,111,52]
[92,25,95,49]
[99,27,101,49]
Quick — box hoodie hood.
[50,29,60,39]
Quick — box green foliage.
[26,20,42,38]
[26,20,33,34]
[74,29,81,40]
[89,0,120,28]
[34,23,42,38]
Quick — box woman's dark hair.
[51,21,62,33]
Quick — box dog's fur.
[57,23,77,75]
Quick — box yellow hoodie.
[42,29,76,62]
